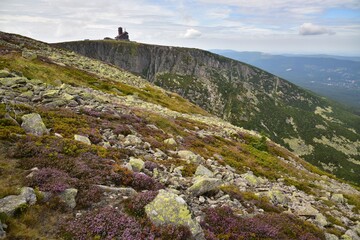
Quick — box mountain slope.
[211,50,360,113]
[56,40,360,184]
[1,31,360,240]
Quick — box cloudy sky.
[1,0,360,55]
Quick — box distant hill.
[211,50,360,114]
[57,40,360,183]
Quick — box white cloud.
[183,28,202,38]
[299,23,335,35]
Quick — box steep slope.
[1,32,360,240]
[56,40,360,184]
[211,50,360,113]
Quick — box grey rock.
[294,204,319,217]
[21,113,49,136]
[59,188,78,209]
[315,213,329,227]
[0,187,36,216]
[188,177,222,196]
[344,230,360,240]
[178,150,202,164]
[325,233,339,240]
[0,220,5,239]
[96,185,137,196]
[195,165,214,177]
[123,134,142,147]
[145,189,204,239]
[74,134,91,145]
[164,138,177,145]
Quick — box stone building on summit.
[115,27,129,41]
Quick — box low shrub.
[201,206,325,240]
[124,191,158,217]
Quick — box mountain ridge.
[56,39,360,184]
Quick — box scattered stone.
[42,89,59,98]
[96,185,137,196]
[164,138,177,145]
[343,229,360,240]
[195,165,214,177]
[145,189,204,239]
[188,177,222,196]
[21,113,49,136]
[178,150,202,164]
[59,188,78,209]
[74,134,91,145]
[0,220,5,239]
[129,157,145,172]
[242,172,265,186]
[123,134,142,147]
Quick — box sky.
[0,0,360,55]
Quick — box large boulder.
[331,194,345,204]
[0,187,37,216]
[187,177,222,196]
[145,189,204,239]
[294,203,319,218]
[164,138,177,146]
[241,172,266,186]
[178,150,202,164]
[21,113,49,136]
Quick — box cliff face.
[57,40,360,184]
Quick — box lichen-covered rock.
[342,230,359,240]
[331,193,345,204]
[187,177,221,196]
[74,134,91,145]
[21,113,49,136]
[22,50,37,60]
[96,185,137,196]
[195,165,214,177]
[164,138,177,145]
[145,189,204,239]
[315,213,328,227]
[42,89,59,98]
[0,187,36,216]
[129,157,145,172]
[294,204,319,217]
[0,69,12,78]
[59,188,78,209]
[265,190,288,205]
[241,172,266,186]
[178,150,202,164]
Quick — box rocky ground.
[0,32,359,239]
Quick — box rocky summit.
[57,40,360,184]
[0,31,359,240]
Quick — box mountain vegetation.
[0,31,359,239]
[57,40,360,184]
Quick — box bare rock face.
[21,113,49,136]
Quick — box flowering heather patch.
[27,168,76,193]
[124,190,158,217]
[144,161,159,171]
[131,172,164,191]
[201,206,325,240]
[62,207,155,240]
